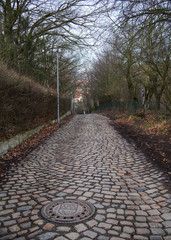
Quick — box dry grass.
[103,109,171,137]
[0,61,70,141]
[0,61,56,95]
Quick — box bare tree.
[0,0,106,85]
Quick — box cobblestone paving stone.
[0,114,171,240]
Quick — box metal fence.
[97,101,157,114]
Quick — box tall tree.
[0,0,105,86]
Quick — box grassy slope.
[0,62,70,141]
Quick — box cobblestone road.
[0,114,171,240]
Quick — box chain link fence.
[97,101,158,114]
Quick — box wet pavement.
[0,114,171,240]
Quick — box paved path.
[0,114,171,240]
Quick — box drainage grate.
[41,199,96,224]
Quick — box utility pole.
[57,50,60,123]
[71,90,74,114]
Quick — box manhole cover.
[41,199,96,223]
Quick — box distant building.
[73,80,86,103]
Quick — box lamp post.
[57,50,60,123]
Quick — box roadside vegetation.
[0,61,71,141]
[83,0,170,114]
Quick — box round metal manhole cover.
[41,199,96,223]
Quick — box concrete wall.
[0,111,71,157]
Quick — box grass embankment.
[116,111,171,136]
[0,62,70,141]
